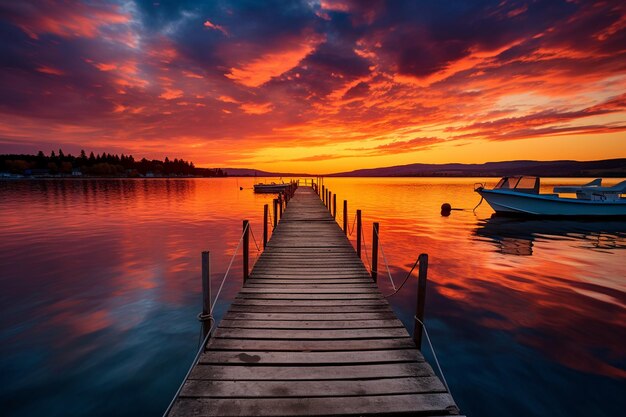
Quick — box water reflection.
[1,177,625,417]
[475,217,626,256]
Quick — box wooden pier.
[168,186,459,416]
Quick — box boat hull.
[254,184,289,193]
[477,189,626,217]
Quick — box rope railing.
[414,316,451,394]
[163,225,249,417]
[373,225,397,291]
[382,256,420,298]
[210,222,248,316]
[360,224,371,270]
[162,223,250,417]
[249,226,262,265]
[348,210,357,236]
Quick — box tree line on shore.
[0,150,227,177]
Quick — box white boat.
[474,176,626,217]
[253,182,289,193]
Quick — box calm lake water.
[1,177,624,417]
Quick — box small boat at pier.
[253,182,290,193]
[474,176,626,217]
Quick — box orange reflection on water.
[323,177,626,379]
[1,177,624,382]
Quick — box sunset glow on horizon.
[1,0,625,174]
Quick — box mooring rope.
[414,316,451,394]
[373,226,397,291]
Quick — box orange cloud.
[204,19,228,35]
[239,102,273,115]
[159,88,184,100]
[226,41,320,87]
[36,66,64,76]
[10,1,129,40]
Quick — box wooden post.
[273,199,278,229]
[263,204,268,249]
[201,251,212,341]
[413,254,429,350]
[243,220,249,282]
[343,200,348,235]
[279,197,283,219]
[333,194,337,219]
[322,185,325,202]
[356,209,362,257]
[372,222,379,282]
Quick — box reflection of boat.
[253,182,289,193]
[475,177,626,217]
[475,216,626,255]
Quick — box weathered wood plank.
[169,394,457,416]
[231,299,387,306]
[218,319,403,329]
[213,328,410,339]
[205,337,418,352]
[198,349,423,365]
[227,305,393,313]
[189,362,435,380]
[223,312,397,321]
[180,377,446,398]
[236,293,382,300]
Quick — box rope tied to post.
[360,224,371,270]
[209,221,248,316]
[164,223,251,417]
[382,256,420,298]
[414,315,451,395]
[347,210,357,236]
[249,226,263,265]
[373,225,397,291]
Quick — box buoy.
[239,187,243,190]
[440,203,451,216]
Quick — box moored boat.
[474,176,626,217]
[253,182,290,193]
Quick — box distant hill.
[328,159,626,177]
[222,168,310,177]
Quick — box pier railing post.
[263,204,268,249]
[343,200,348,235]
[356,209,362,257]
[413,254,429,350]
[333,194,337,219]
[273,199,278,229]
[201,251,212,341]
[372,222,379,282]
[279,196,283,219]
[243,220,249,282]
[322,185,325,202]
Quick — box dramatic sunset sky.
[1,0,625,173]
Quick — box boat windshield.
[493,176,539,193]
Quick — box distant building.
[72,169,83,177]
[24,168,50,177]
[145,171,154,177]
